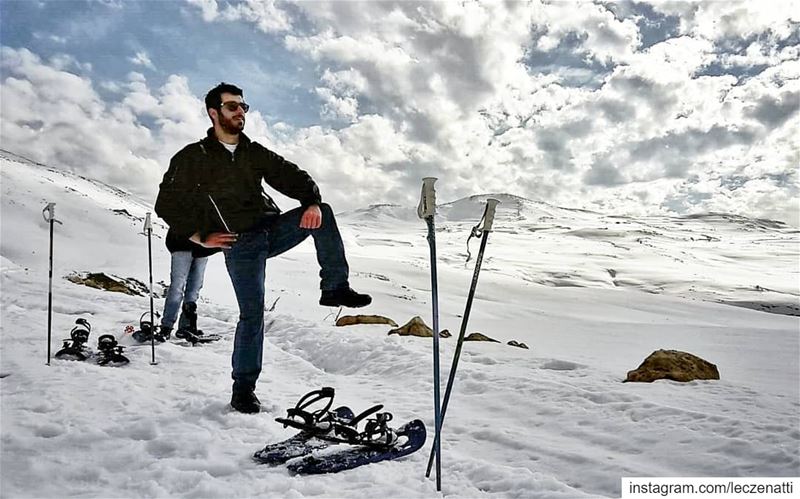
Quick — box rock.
[336,315,398,327]
[388,316,432,337]
[625,349,720,383]
[464,332,500,343]
[439,329,452,338]
[66,272,149,296]
[388,317,449,338]
[508,340,529,349]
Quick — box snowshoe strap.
[75,318,91,333]
[70,326,90,344]
[97,334,118,350]
[275,387,336,432]
[70,318,91,343]
[330,408,398,448]
[329,404,385,444]
[347,403,384,427]
[360,412,397,447]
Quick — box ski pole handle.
[482,198,500,232]
[41,203,63,225]
[142,212,152,233]
[469,198,501,239]
[417,177,437,219]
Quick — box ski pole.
[417,177,442,492]
[425,198,500,478]
[42,202,62,366]
[143,212,157,365]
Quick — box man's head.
[205,82,248,135]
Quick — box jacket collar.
[203,127,251,152]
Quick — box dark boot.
[159,326,172,340]
[231,387,261,414]
[175,302,203,341]
[319,286,372,308]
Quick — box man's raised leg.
[267,204,371,307]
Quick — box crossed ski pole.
[417,177,443,492]
[423,196,500,484]
[142,212,157,365]
[43,202,63,366]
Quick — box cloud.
[652,0,800,42]
[0,47,207,201]
[129,51,155,70]
[187,0,292,33]
[2,1,799,226]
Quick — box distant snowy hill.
[1,150,798,498]
[340,192,799,317]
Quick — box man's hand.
[190,232,238,249]
[300,204,322,229]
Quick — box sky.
[1,0,799,225]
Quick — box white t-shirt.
[220,141,237,156]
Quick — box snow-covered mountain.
[341,191,799,317]
[1,151,798,498]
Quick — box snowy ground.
[1,150,798,498]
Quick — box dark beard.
[220,114,245,135]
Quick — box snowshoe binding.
[96,334,130,366]
[55,318,93,361]
[274,387,395,446]
[131,312,168,343]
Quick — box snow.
[1,150,798,498]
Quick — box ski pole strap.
[417,177,437,219]
[466,198,500,262]
[41,202,63,225]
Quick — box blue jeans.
[161,251,208,330]
[224,204,349,391]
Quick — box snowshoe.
[131,312,168,343]
[96,334,130,366]
[257,387,427,473]
[55,318,93,361]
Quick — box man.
[155,82,371,414]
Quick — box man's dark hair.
[205,82,244,111]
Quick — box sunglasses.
[220,101,250,113]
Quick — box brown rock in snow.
[336,315,398,327]
[388,317,449,338]
[625,349,720,383]
[464,332,500,343]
